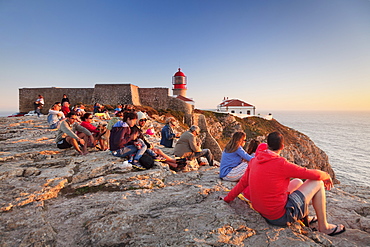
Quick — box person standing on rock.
[61,94,70,105]
[223,132,346,236]
[174,125,214,166]
[55,112,94,155]
[219,131,253,182]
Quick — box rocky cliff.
[0,115,369,246]
[196,110,337,183]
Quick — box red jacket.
[224,146,330,220]
[80,121,100,134]
[61,106,70,116]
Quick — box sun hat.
[137,111,147,121]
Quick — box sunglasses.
[88,117,93,119]
[139,119,147,122]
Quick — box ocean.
[273,111,370,188]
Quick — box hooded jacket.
[224,144,330,220]
[160,124,176,148]
[109,121,134,151]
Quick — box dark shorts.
[57,138,72,149]
[264,190,308,226]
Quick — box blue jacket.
[219,146,253,178]
[160,124,176,148]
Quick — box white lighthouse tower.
[172,68,187,97]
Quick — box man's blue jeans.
[112,144,147,161]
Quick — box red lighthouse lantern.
[172,68,187,97]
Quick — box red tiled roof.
[219,99,253,107]
[176,95,194,102]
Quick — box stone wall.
[19,87,94,114]
[168,96,194,126]
[139,88,169,109]
[19,84,194,116]
[92,84,139,106]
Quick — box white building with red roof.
[217,97,256,117]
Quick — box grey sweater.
[55,119,92,143]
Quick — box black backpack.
[139,154,154,169]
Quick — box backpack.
[139,154,154,169]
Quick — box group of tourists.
[44,93,346,237]
[158,117,216,171]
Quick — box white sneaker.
[119,160,132,169]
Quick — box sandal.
[309,216,318,224]
[328,224,346,236]
[301,215,317,227]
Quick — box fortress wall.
[130,84,141,106]
[19,87,94,113]
[19,85,193,118]
[92,84,136,106]
[139,88,169,109]
[168,96,194,126]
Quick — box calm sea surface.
[273,111,370,187]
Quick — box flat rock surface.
[0,116,369,246]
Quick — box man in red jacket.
[223,132,345,236]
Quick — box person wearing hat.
[132,111,151,148]
[160,117,179,148]
[174,125,214,166]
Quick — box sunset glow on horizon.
[1,0,369,112]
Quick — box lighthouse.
[172,68,187,97]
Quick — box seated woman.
[80,113,106,151]
[160,117,179,148]
[246,139,260,157]
[47,102,65,129]
[219,131,253,182]
[109,112,145,168]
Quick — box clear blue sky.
[1,0,369,112]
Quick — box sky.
[1,0,370,113]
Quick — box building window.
[231,110,235,113]
[247,110,251,115]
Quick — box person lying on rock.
[219,131,253,182]
[174,125,214,166]
[222,131,346,236]
[55,112,94,155]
